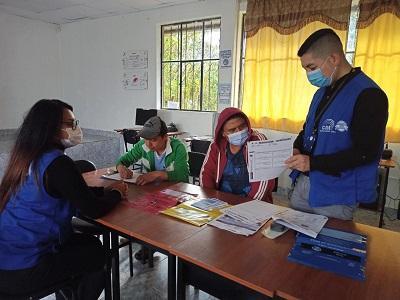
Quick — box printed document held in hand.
[272,209,328,238]
[209,200,285,236]
[247,137,293,182]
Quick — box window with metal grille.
[161,18,221,111]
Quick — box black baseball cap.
[138,116,168,139]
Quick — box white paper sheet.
[101,172,140,184]
[247,137,293,182]
[209,200,286,236]
[272,209,328,238]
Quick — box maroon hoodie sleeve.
[199,141,219,189]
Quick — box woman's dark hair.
[0,99,73,211]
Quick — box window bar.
[200,20,206,111]
[191,22,195,110]
[208,20,214,110]
[179,24,183,110]
[169,26,173,106]
[184,23,189,109]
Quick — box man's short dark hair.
[297,28,343,58]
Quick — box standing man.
[285,28,388,220]
[200,107,275,202]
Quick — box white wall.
[0,12,61,128]
[59,0,239,136]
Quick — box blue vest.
[0,150,74,270]
[302,72,383,207]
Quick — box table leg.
[379,167,390,228]
[111,232,120,300]
[177,258,186,300]
[168,253,176,300]
[103,231,112,300]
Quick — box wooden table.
[171,216,400,300]
[85,169,400,300]
[83,170,217,300]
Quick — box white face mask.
[61,126,83,148]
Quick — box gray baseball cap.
[138,116,168,139]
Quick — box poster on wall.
[122,50,148,69]
[218,83,231,105]
[123,70,148,90]
[219,50,232,68]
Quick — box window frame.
[160,17,221,112]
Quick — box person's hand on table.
[117,164,133,179]
[108,181,128,199]
[136,171,166,186]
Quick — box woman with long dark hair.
[0,99,127,299]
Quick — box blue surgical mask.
[306,59,336,87]
[227,127,249,146]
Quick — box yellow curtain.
[354,13,400,142]
[242,22,346,133]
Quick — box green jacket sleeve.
[167,142,189,183]
[116,141,144,167]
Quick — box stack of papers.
[209,200,285,236]
[191,198,228,211]
[272,209,328,238]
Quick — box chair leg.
[128,242,133,277]
[148,249,154,268]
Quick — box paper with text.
[101,172,140,184]
[247,137,293,182]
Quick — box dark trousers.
[0,233,106,300]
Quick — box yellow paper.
[161,203,222,226]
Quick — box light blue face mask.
[306,59,336,87]
[227,127,249,146]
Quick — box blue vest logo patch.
[320,119,335,133]
[335,120,349,132]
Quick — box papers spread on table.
[161,201,222,226]
[101,172,140,184]
[272,209,328,238]
[208,200,285,236]
[191,198,229,211]
[159,188,198,202]
[247,137,293,182]
[124,191,179,214]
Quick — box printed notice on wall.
[218,83,231,105]
[122,50,148,69]
[122,49,149,90]
[219,50,232,68]
[123,70,148,90]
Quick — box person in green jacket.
[116,116,189,185]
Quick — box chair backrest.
[190,139,211,154]
[122,129,140,152]
[135,108,157,126]
[74,160,96,174]
[188,151,206,185]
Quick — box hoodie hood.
[214,107,252,144]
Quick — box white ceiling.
[0,0,201,24]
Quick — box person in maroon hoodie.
[200,107,275,202]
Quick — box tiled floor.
[44,194,400,300]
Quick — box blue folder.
[288,227,367,281]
